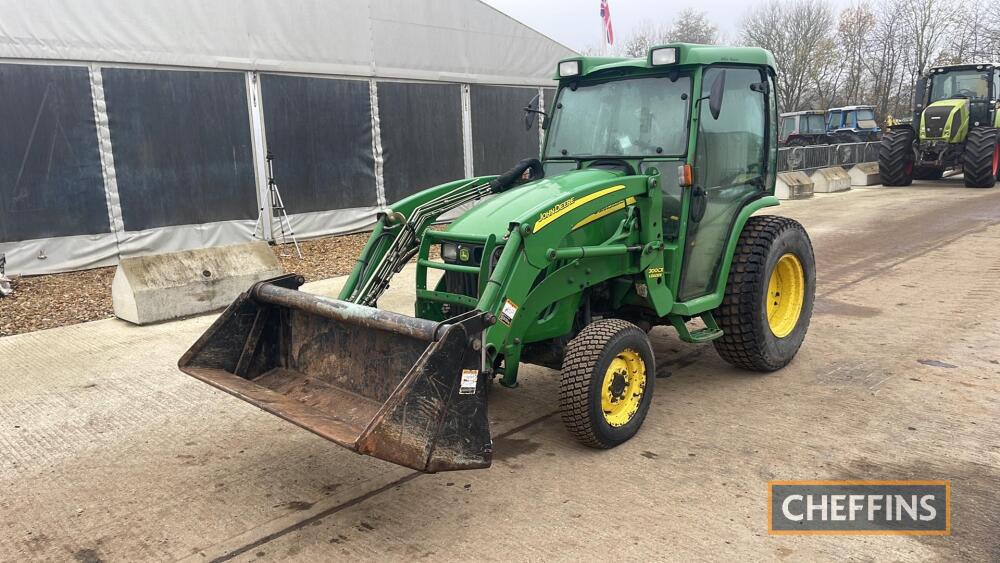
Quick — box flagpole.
[599,1,606,56]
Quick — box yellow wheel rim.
[601,348,646,427]
[766,253,805,338]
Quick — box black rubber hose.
[488,158,544,193]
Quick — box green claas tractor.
[880,63,1000,188]
[179,44,816,472]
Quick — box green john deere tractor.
[880,63,1000,188]
[179,44,816,472]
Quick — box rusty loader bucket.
[178,274,495,472]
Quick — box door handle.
[689,186,707,223]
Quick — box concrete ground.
[1,178,999,562]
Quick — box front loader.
[880,63,1000,188]
[180,44,816,472]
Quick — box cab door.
[677,66,771,301]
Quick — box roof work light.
[558,60,581,77]
[650,47,678,66]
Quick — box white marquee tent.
[0,0,575,275]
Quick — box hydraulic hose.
[489,158,544,193]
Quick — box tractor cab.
[537,45,779,301]
[779,110,828,146]
[825,105,880,142]
[916,64,999,143]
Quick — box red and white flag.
[600,0,614,46]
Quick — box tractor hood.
[920,99,969,143]
[446,167,625,239]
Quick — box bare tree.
[666,9,720,44]
[902,0,953,75]
[617,21,669,57]
[838,5,876,103]
[741,0,836,111]
[862,0,909,119]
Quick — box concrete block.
[848,162,880,186]
[775,171,814,200]
[112,242,283,325]
[811,167,851,193]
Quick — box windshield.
[546,74,692,158]
[857,108,875,121]
[929,69,991,102]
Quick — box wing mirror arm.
[523,92,550,130]
[523,106,549,129]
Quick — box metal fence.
[777,142,880,172]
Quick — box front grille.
[441,243,483,316]
[923,106,952,139]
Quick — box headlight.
[441,243,458,261]
[650,47,678,66]
[558,60,581,77]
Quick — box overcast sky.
[481,0,850,52]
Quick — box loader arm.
[340,159,544,306]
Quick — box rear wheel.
[713,216,816,372]
[879,128,915,186]
[559,319,655,449]
[963,127,998,188]
[914,166,944,180]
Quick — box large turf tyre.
[559,319,655,449]
[962,127,998,188]
[879,127,915,186]
[713,216,816,372]
[913,166,944,180]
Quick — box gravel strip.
[0,267,116,337]
[0,230,446,337]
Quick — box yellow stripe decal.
[572,196,636,230]
[533,185,626,232]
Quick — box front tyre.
[713,216,816,372]
[878,127,915,186]
[559,319,655,449]
[963,127,998,188]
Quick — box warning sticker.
[460,369,479,395]
[499,298,518,326]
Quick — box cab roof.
[928,63,999,74]
[555,43,776,81]
[781,110,825,116]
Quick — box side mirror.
[523,93,541,130]
[709,70,726,120]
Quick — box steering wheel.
[957,89,977,98]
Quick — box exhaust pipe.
[178,274,495,472]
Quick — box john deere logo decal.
[458,248,471,262]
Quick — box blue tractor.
[825,105,881,142]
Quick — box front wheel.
[559,319,655,449]
[963,127,998,188]
[713,216,816,372]
[879,128,915,186]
